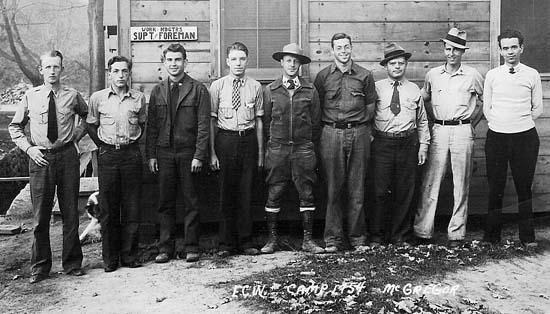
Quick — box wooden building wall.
[114,0,550,228]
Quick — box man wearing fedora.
[370,43,430,246]
[314,33,377,252]
[261,43,324,254]
[483,29,542,247]
[413,28,484,248]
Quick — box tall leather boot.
[261,212,278,254]
[302,211,325,254]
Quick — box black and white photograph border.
[1,0,550,313]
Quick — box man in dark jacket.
[261,43,324,254]
[145,43,210,263]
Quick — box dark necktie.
[287,79,296,90]
[47,91,58,143]
[509,67,516,74]
[232,79,241,109]
[170,82,179,114]
[390,82,401,115]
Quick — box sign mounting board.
[131,26,198,42]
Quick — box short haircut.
[107,55,132,72]
[40,50,64,67]
[162,43,187,60]
[226,42,249,57]
[498,29,524,48]
[331,33,352,48]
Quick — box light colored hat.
[380,42,412,66]
[272,43,311,64]
[441,28,469,49]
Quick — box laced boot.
[301,211,325,254]
[261,212,279,254]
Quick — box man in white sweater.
[483,29,543,247]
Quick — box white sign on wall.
[131,26,198,42]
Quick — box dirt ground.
[1,215,550,314]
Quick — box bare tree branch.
[74,59,90,72]
[9,11,39,62]
[1,2,41,85]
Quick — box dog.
[79,191,101,243]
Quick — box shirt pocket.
[402,98,419,121]
[59,107,74,124]
[30,106,49,124]
[243,103,255,121]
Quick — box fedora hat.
[441,28,469,49]
[272,43,311,65]
[380,42,412,66]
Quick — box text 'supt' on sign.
[131,26,198,42]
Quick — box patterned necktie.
[509,67,516,74]
[390,81,401,115]
[287,79,296,90]
[232,79,242,109]
[47,91,58,143]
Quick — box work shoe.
[302,240,325,254]
[261,212,279,254]
[186,252,199,262]
[522,241,538,249]
[324,245,338,253]
[243,248,260,255]
[29,273,48,284]
[155,253,170,263]
[217,250,230,258]
[66,268,85,276]
[104,264,118,273]
[448,240,463,249]
[121,261,142,268]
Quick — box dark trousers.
[157,147,200,254]
[320,125,370,248]
[265,141,317,209]
[29,144,82,275]
[370,133,418,244]
[216,131,257,251]
[484,128,539,243]
[98,144,142,266]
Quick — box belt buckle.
[346,122,352,129]
[238,130,245,136]
[115,144,121,149]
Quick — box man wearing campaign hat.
[261,43,324,254]
[413,28,484,248]
[369,43,430,246]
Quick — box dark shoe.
[324,245,338,253]
[261,212,279,254]
[522,241,538,249]
[186,252,199,262]
[66,268,85,276]
[217,250,230,258]
[243,248,260,255]
[104,264,118,273]
[412,236,434,246]
[155,253,170,263]
[395,241,412,248]
[121,261,142,268]
[303,240,325,254]
[448,240,463,249]
[29,273,48,284]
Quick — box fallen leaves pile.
[232,240,537,314]
[0,82,32,106]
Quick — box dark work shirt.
[313,61,377,124]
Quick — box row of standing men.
[9,28,542,284]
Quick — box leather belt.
[39,142,75,154]
[101,141,138,150]
[374,128,415,138]
[323,121,366,129]
[218,128,255,137]
[434,119,471,126]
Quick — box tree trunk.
[88,0,105,95]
